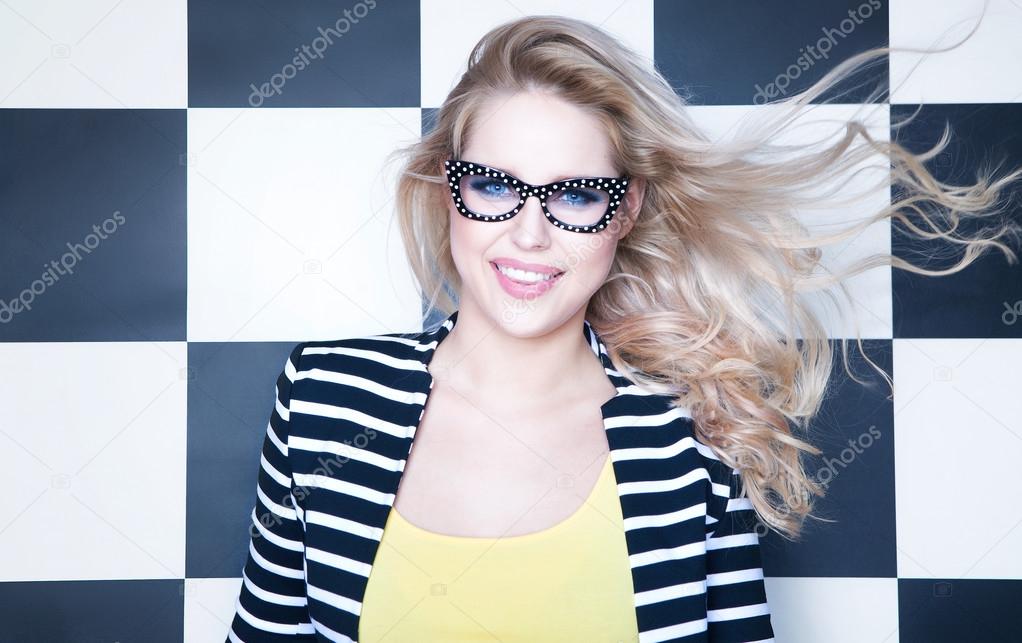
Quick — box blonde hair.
[384,12,1022,540]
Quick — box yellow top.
[359,455,640,642]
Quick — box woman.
[227,14,1021,643]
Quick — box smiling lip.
[490,257,564,275]
[491,261,564,299]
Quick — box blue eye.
[468,178,516,200]
[554,188,600,207]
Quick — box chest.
[391,381,613,538]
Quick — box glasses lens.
[546,184,611,227]
[458,173,613,227]
[458,174,521,217]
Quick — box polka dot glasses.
[444,159,630,233]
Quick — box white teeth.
[496,264,561,283]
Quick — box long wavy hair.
[384,11,1022,540]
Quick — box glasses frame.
[443,159,630,234]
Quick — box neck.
[429,304,600,408]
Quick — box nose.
[508,192,552,249]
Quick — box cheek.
[565,235,618,289]
[448,207,492,273]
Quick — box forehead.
[462,91,617,183]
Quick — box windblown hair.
[384,11,1022,540]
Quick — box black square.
[653,0,889,105]
[188,0,421,107]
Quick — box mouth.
[490,261,566,298]
[490,261,565,284]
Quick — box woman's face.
[446,90,645,336]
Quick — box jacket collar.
[413,309,649,420]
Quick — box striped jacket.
[226,309,775,642]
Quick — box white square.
[0,0,187,108]
[186,107,427,342]
[766,576,900,642]
[0,341,187,580]
[890,0,1022,104]
[184,577,241,641]
[895,338,1022,578]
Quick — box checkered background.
[1,1,1020,641]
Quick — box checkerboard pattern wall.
[1,1,1020,641]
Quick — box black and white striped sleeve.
[226,343,317,642]
[705,465,775,642]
